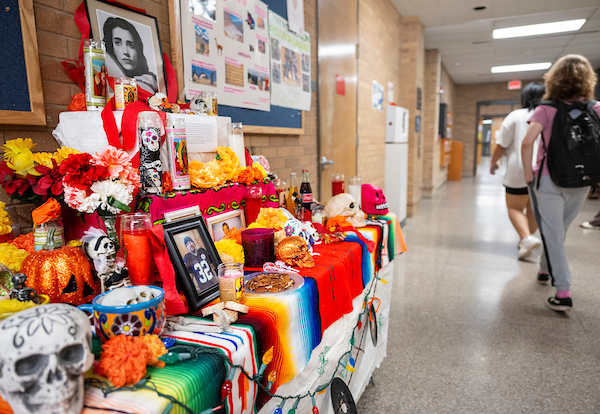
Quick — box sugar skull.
[275,236,314,268]
[324,193,366,228]
[361,184,388,215]
[142,129,160,152]
[0,304,94,414]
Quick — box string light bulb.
[311,395,319,414]
[274,398,285,414]
[259,347,274,376]
[267,370,277,391]
[287,398,299,414]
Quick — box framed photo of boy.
[205,210,246,242]
[163,216,221,311]
[84,0,167,95]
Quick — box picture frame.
[205,210,246,242]
[164,206,201,223]
[163,216,222,311]
[85,0,167,95]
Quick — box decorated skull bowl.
[0,304,94,414]
[78,286,166,343]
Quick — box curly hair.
[543,54,597,102]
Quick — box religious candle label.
[219,274,245,302]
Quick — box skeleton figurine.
[10,274,38,303]
[81,227,130,292]
[0,304,94,414]
[324,193,367,227]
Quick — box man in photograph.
[182,236,216,291]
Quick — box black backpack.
[538,100,600,188]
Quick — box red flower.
[60,153,109,190]
[33,160,64,197]
[0,162,16,196]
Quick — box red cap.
[302,169,308,172]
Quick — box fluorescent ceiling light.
[491,62,551,73]
[493,19,586,39]
[482,119,493,124]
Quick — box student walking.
[521,54,600,312]
[490,82,545,259]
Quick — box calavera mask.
[142,129,160,152]
[361,184,388,215]
[0,304,94,414]
[324,193,366,228]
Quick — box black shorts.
[505,186,529,195]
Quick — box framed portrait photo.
[84,0,167,95]
[163,216,221,311]
[206,210,246,242]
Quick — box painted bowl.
[78,286,166,343]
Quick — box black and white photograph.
[271,38,280,61]
[302,73,310,92]
[272,62,281,84]
[301,53,310,72]
[189,0,215,21]
[85,0,166,95]
[163,216,221,311]
[206,210,246,242]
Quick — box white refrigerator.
[384,105,409,225]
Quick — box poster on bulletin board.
[181,0,271,111]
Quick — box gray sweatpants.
[529,176,589,291]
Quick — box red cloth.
[300,242,364,332]
[148,224,188,315]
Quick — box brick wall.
[399,16,425,216]
[356,0,403,191]
[421,49,440,197]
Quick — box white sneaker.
[580,222,600,230]
[518,235,542,260]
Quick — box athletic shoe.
[517,235,542,260]
[580,222,600,230]
[546,296,573,312]
[537,272,550,285]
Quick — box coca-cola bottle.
[299,169,312,222]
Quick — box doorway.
[317,0,358,201]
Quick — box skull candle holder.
[0,304,93,414]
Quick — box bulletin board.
[169,0,305,134]
[0,0,46,125]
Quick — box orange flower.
[235,167,254,185]
[67,93,86,111]
[162,171,172,192]
[142,334,167,368]
[223,227,242,244]
[10,233,34,253]
[32,198,61,226]
[326,215,353,232]
[98,335,149,388]
[252,167,263,181]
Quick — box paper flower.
[3,138,36,162]
[67,93,86,111]
[0,202,12,236]
[326,215,353,232]
[66,239,82,247]
[10,233,34,253]
[4,139,39,177]
[252,162,267,180]
[93,146,139,183]
[223,227,242,244]
[235,167,255,185]
[0,243,30,272]
[32,198,61,226]
[53,147,80,164]
[33,160,64,197]
[32,152,54,168]
[60,153,110,190]
[98,335,149,388]
[246,208,289,231]
[215,239,245,264]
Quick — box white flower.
[89,179,134,214]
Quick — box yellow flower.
[252,162,268,179]
[32,152,54,168]
[53,147,80,164]
[6,151,38,176]
[214,239,245,264]
[0,243,29,272]
[3,138,36,162]
[67,239,82,247]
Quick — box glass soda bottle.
[299,169,312,222]
[286,172,298,216]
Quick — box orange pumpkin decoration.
[21,228,99,305]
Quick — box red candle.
[122,229,152,285]
[244,195,262,224]
[332,180,345,196]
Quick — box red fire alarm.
[508,80,522,90]
[336,75,345,95]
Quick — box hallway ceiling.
[390,0,600,84]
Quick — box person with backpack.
[521,54,600,312]
[490,82,544,260]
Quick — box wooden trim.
[0,0,45,126]
[167,0,305,135]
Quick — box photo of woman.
[100,14,159,93]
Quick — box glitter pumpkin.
[21,229,98,305]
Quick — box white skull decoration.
[142,129,160,152]
[324,193,367,228]
[0,304,93,414]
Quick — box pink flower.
[93,146,133,180]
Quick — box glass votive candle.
[120,212,153,285]
[34,218,65,251]
[348,176,362,206]
[218,262,245,302]
[241,228,274,268]
[244,186,263,224]
[332,173,345,196]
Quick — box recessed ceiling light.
[491,62,552,73]
[473,6,486,10]
[493,19,586,39]
[482,119,493,124]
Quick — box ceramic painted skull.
[275,236,314,268]
[0,304,93,414]
[361,184,389,215]
[142,129,160,152]
[324,193,366,228]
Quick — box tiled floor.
[357,160,600,413]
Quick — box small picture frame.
[205,210,246,242]
[164,206,201,223]
[85,0,167,95]
[163,216,222,311]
